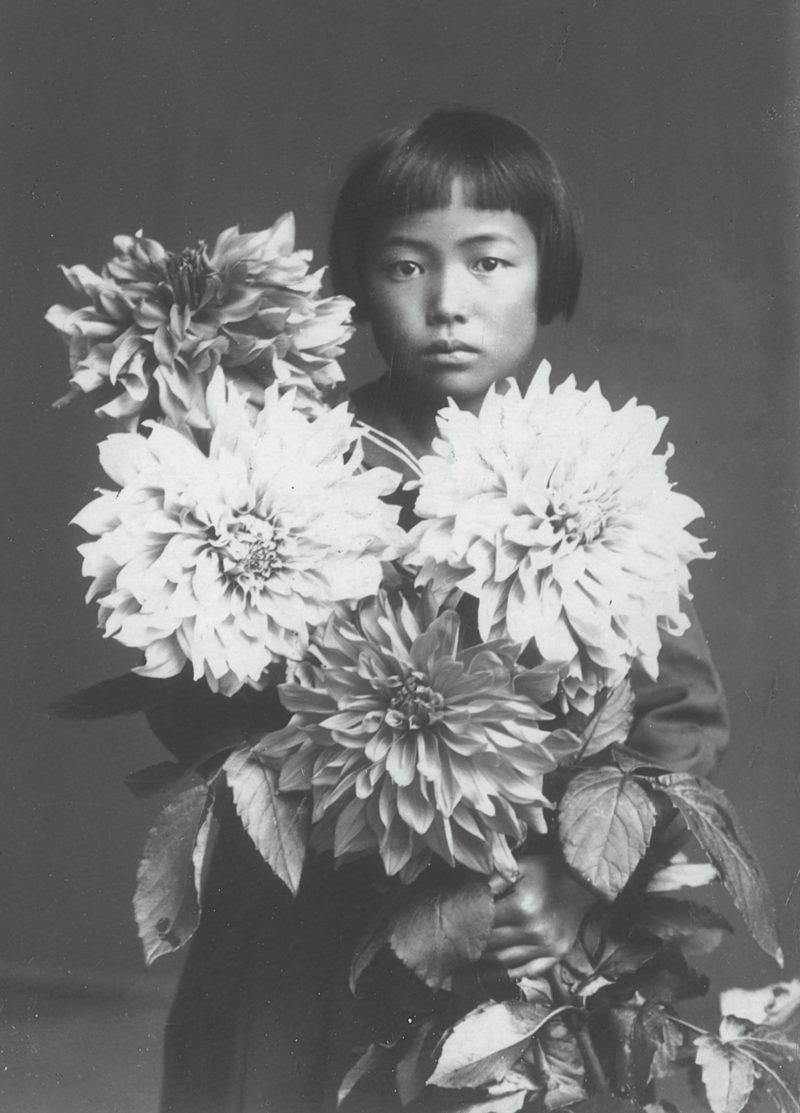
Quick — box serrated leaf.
[559,768,657,898]
[125,760,187,797]
[133,784,211,964]
[695,1035,756,1113]
[605,1003,651,1101]
[429,999,554,1089]
[579,680,635,758]
[224,746,309,895]
[628,896,733,957]
[760,1068,800,1113]
[337,1041,386,1107]
[592,937,662,982]
[534,1019,588,1110]
[719,1021,800,1113]
[611,745,668,775]
[389,874,494,989]
[441,1090,529,1113]
[49,671,176,719]
[395,1019,437,1107]
[574,934,662,999]
[624,946,709,1004]
[631,1002,684,1085]
[146,678,256,764]
[192,793,218,905]
[350,907,392,995]
[570,1098,648,1112]
[655,774,782,964]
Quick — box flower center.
[161,245,213,312]
[225,514,285,584]
[546,492,606,546]
[384,670,445,730]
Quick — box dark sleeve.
[626,600,729,777]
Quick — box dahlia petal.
[395,785,436,835]
[380,821,416,876]
[333,797,371,858]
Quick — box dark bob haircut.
[329,107,583,325]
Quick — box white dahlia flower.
[405,362,709,712]
[266,589,573,882]
[47,213,353,429]
[73,376,403,695]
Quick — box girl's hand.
[483,855,597,979]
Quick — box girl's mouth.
[421,341,481,367]
[422,340,480,355]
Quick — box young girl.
[160,107,728,1113]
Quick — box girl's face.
[363,180,540,412]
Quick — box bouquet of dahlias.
[50,223,796,1113]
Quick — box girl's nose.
[426,268,469,324]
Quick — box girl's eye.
[386,260,422,279]
[473,257,508,274]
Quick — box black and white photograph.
[3,2,798,1110]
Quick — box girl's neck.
[370,376,485,457]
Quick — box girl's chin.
[419,368,517,401]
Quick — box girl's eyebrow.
[378,233,520,250]
[457,233,520,247]
[378,235,430,250]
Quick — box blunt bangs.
[329,108,583,325]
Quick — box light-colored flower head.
[72,375,403,695]
[404,361,710,712]
[47,213,354,429]
[269,588,571,882]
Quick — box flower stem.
[548,971,609,1094]
[670,1016,709,1038]
[52,384,83,410]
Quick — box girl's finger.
[488,872,520,901]
[506,956,560,980]
[482,945,551,968]
[484,926,543,950]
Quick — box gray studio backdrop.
[2,0,798,1102]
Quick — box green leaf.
[337,1041,387,1108]
[570,1098,649,1112]
[591,937,662,983]
[572,935,662,999]
[611,746,668,775]
[428,999,554,1089]
[224,745,309,895]
[146,677,265,764]
[621,946,709,1005]
[133,784,214,964]
[579,680,635,758]
[631,1002,684,1086]
[534,1019,588,1110]
[717,1018,800,1113]
[49,671,179,719]
[559,768,658,899]
[124,760,188,797]
[350,907,392,995]
[389,874,494,989]
[655,774,782,964]
[626,896,733,957]
[395,1019,437,1107]
[694,1035,756,1113]
[438,1089,530,1113]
